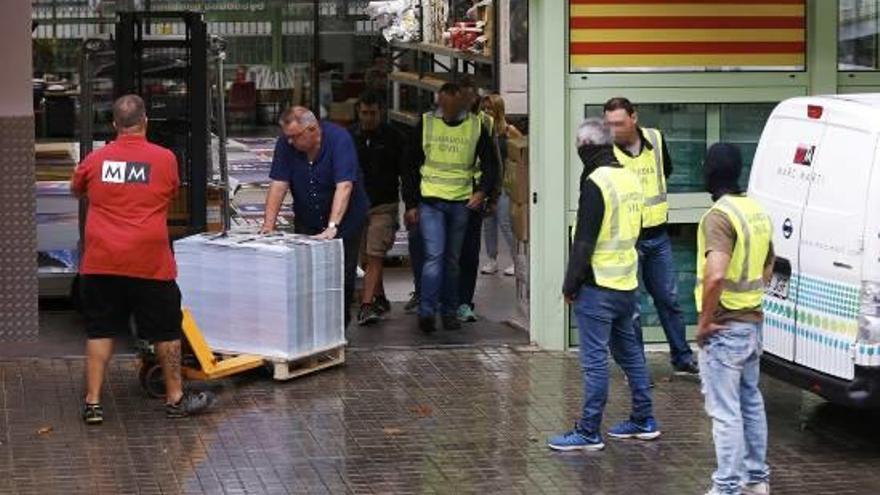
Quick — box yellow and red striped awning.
[569,0,806,72]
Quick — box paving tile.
[0,349,879,494]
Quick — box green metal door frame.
[528,0,845,350]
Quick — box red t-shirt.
[71,134,179,280]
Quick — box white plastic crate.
[174,232,345,361]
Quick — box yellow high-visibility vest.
[588,166,644,291]
[420,112,482,201]
[695,195,772,313]
[613,127,668,228]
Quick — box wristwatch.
[328,221,338,229]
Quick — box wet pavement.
[1,345,879,494]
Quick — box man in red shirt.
[71,94,215,424]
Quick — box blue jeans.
[700,321,770,494]
[574,285,654,434]
[483,191,515,261]
[419,200,470,317]
[458,208,483,308]
[408,223,424,295]
[634,232,695,368]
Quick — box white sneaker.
[742,482,770,495]
[480,260,499,274]
[503,265,515,276]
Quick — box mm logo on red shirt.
[101,160,152,184]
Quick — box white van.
[749,95,880,407]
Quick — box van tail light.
[807,105,824,119]
[858,281,880,345]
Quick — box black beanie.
[704,143,744,201]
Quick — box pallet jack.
[138,309,266,398]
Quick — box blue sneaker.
[547,426,605,451]
[457,304,477,323]
[608,417,661,440]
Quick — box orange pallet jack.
[138,308,266,398]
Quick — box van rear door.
[795,108,875,380]
[748,104,825,364]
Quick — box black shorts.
[80,275,183,343]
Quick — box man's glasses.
[287,125,317,143]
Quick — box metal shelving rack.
[386,1,500,127]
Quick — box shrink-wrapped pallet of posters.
[174,232,345,360]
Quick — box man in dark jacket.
[548,118,658,452]
[350,91,407,325]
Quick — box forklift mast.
[115,11,209,234]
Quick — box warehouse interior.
[4,0,880,354]
[15,0,532,357]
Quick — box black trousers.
[458,208,483,309]
[295,224,362,327]
[342,231,361,327]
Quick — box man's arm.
[660,131,673,179]
[393,126,409,198]
[469,125,500,209]
[313,181,354,240]
[763,241,776,284]
[70,156,91,199]
[262,137,292,233]
[402,121,424,224]
[315,130,360,240]
[164,151,181,203]
[562,180,604,301]
[696,211,737,345]
[488,132,503,203]
[260,180,290,233]
[697,250,731,346]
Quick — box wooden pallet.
[270,345,346,381]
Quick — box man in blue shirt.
[262,106,370,327]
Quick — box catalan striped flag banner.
[569,0,806,72]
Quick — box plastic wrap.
[367,0,421,43]
[175,232,345,361]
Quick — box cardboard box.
[511,201,529,242]
[506,137,529,205]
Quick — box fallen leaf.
[36,426,53,435]
[382,427,403,436]
[409,405,433,418]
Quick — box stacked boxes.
[507,137,529,317]
[35,181,78,253]
[507,137,529,243]
[174,232,345,360]
[35,143,79,274]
